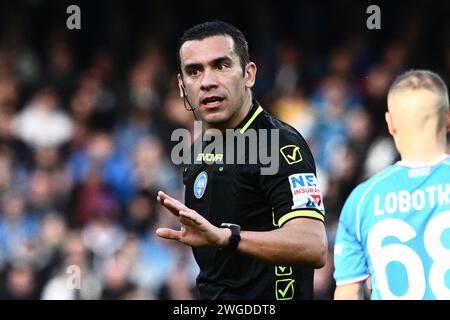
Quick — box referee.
[156,21,327,300]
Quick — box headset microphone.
[181,83,198,120]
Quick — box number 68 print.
[367,211,450,299]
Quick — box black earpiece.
[181,83,188,98]
[180,82,198,120]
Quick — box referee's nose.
[200,68,219,91]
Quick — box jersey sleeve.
[333,186,370,286]
[259,130,325,227]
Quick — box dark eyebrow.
[212,56,233,66]
[184,56,233,71]
[184,63,202,71]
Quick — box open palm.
[156,191,228,248]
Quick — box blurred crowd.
[0,0,448,300]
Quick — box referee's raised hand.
[156,191,231,248]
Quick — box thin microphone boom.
[181,85,198,120]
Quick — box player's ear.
[385,111,396,136]
[244,62,257,89]
[446,110,450,132]
[177,74,184,98]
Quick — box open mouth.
[201,96,225,106]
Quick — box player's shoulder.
[438,155,450,168]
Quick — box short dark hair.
[177,21,250,76]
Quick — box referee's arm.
[236,217,326,267]
[156,191,327,268]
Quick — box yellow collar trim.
[239,106,263,134]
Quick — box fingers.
[160,198,181,216]
[180,210,209,232]
[157,191,184,206]
[179,210,202,226]
[157,191,188,216]
[156,228,181,240]
[157,191,170,207]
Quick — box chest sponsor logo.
[193,171,208,199]
[288,173,324,211]
[196,153,223,163]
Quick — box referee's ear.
[244,62,257,89]
[177,74,185,98]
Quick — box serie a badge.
[194,171,208,199]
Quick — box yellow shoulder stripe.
[240,106,264,133]
[278,210,324,227]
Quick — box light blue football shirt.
[334,155,450,299]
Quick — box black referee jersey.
[183,100,325,300]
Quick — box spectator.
[13,86,73,148]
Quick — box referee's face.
[178,35,256,130]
